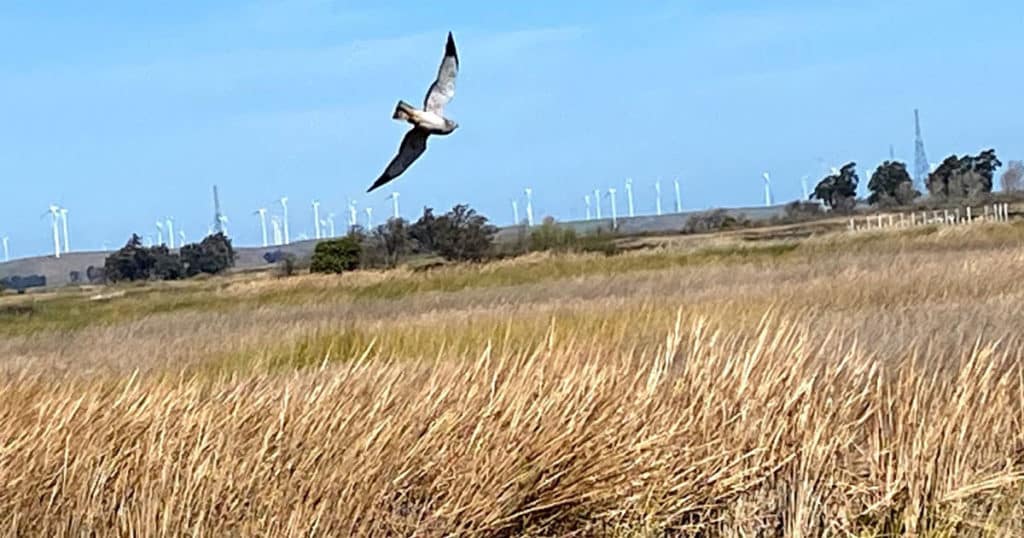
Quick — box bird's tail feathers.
[393,100,416,121]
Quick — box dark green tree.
[103,234,185,282]
[433,204,498,262]
[104,234,155,282]
[152,247,186,280]
[867,161,919,206]
[408,207,440,254]
[811,162,859,211]
[373,218,411,268]
[310,236,362,274]
[927,149,1002,200]
[180,232,235,277]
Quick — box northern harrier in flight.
[367,32,460,193]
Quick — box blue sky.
[1,0,1021,256]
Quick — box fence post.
[966,206,972,223]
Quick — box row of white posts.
[848,203,1011,232]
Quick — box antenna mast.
[213,185,225,234]
[913,109,929,192]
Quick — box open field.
[2,223,1024,535]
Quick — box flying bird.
[367,32,460,193]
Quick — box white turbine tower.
[59,207,70,253]
[594,189,602,219]
[1,236,8,262]
[801,176,810,200]
[155,221,164,246]
[524,188,534,227]
[348,200,358,227]
[327,213,336,237]
[608,187,618,229]
[390,192,401,220]
[255,208,269,247]
[654,180,663,216]
[511,199,520,225]
[271,216,283,245]
[674,178,682,213]
[365,207,373,229]
[178,229,186,246]
[762,172,773,207]
[584,195,592,220]
[279,197,290,244]
[43,205,61,258]
[312,200,322,240]
[166,217,175,249]
[625,178,635,217]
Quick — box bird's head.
[445,118,459,131]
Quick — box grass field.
[2,222,1024,536]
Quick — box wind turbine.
[524,188,534,227]
[178,229,186,246]
[59,207,70,253]
[607,187,618,229]
[801,176,810,200]
[327,213,336,237]
[217,215,230,237]
[512,199,520,225]
[348,200,358,227]
[166,217,175,249]
[155,221,164,246]
[42,205,61,258]
[762,172,773,206]
[271,216,283,245]
[673,178,682,213]
[654,180,662,216]
[584,195,592,220]
[312,200,322,240]
[365,207,373,229]
[1,236,8,262]
[624,178,635,217]
[279,197,290,244]
[390,192,401,220]
[255,208,269,247]
[594,189,602,219]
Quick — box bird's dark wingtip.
[367,176,389,193]
[445,31,457,57]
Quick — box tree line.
[308,203,619,275]
[810,149,1022,211]
[101,232,236,282]
[309,203,500,274]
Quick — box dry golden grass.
[1,223,1024,536]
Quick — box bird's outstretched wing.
[423,32,458,114]
[367,128,430,192]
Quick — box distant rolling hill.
[1,204,792,290]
